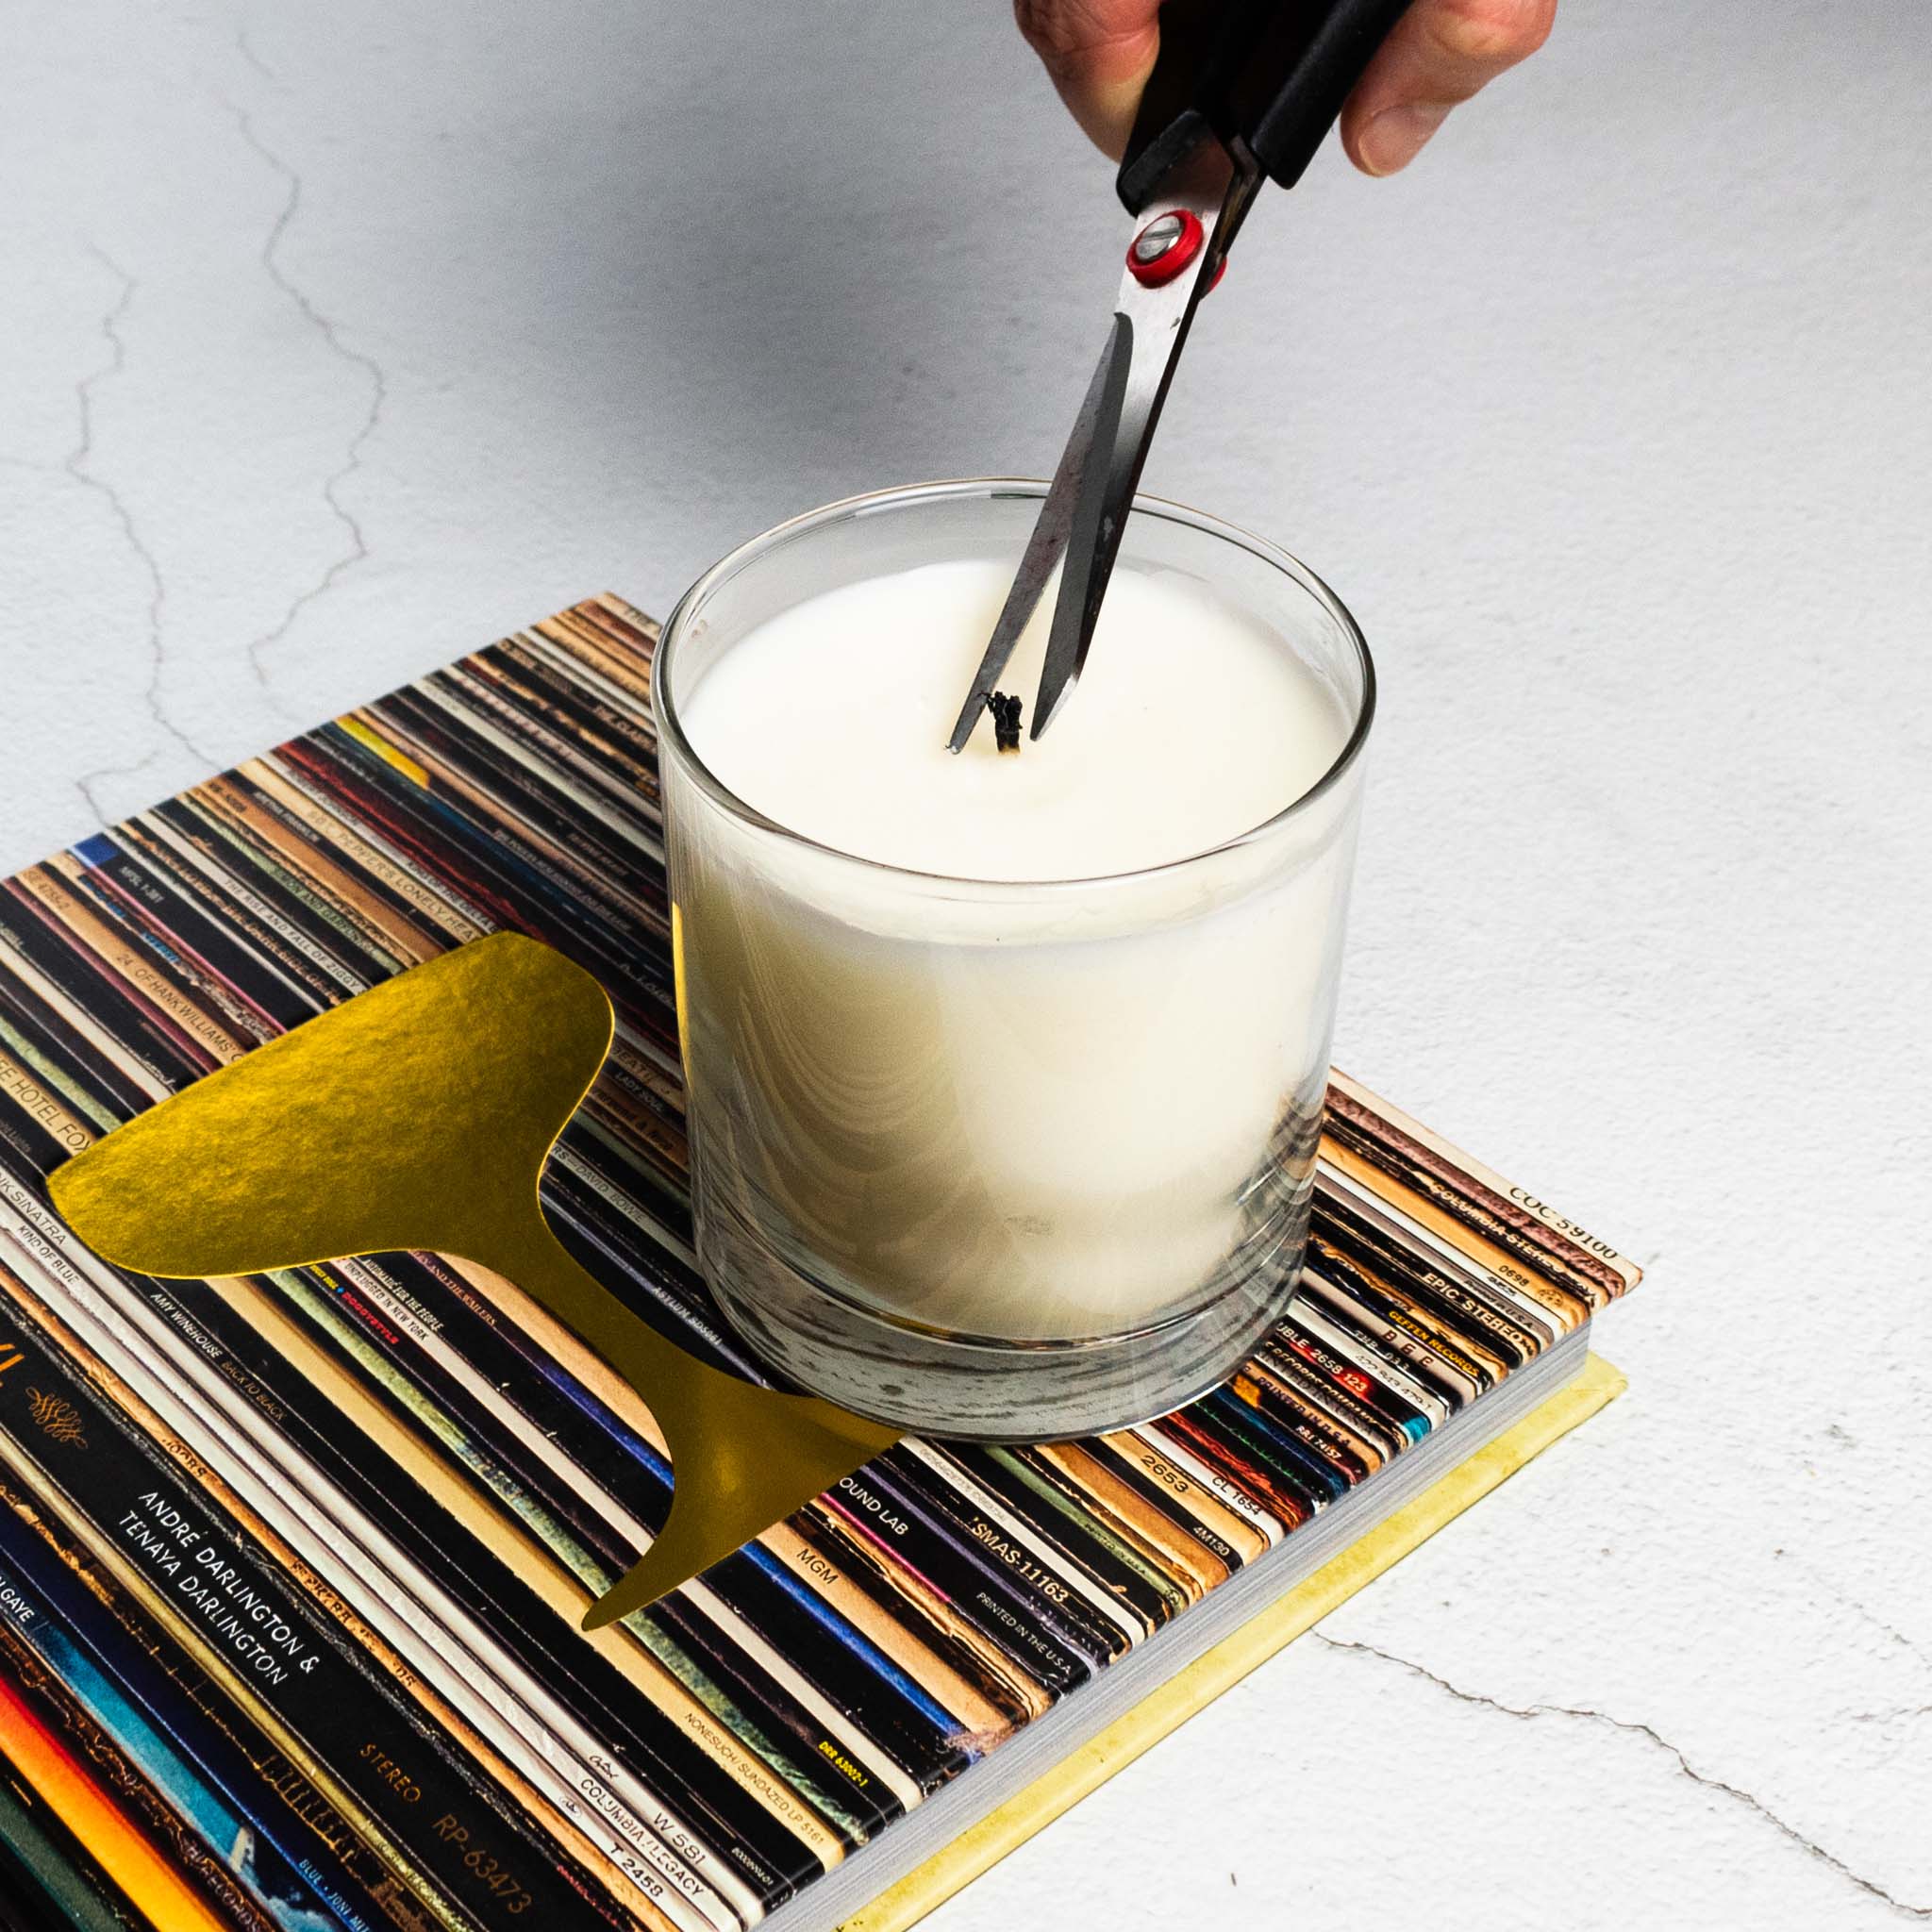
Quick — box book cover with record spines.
[0,592,1636,1930]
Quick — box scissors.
[949,0,1418,752]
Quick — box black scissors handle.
[948,0,1420,751]
[1119,0,1419,211]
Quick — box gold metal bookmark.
[48,932,899,1629]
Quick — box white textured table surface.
[4,4,1929,1926]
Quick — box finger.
[1013,0,1162,158]
[1339,0,1556,177]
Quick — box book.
[0,594,1638,1932]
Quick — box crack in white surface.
[1841,1596,1932,1669]
[230,107,386,687]
[1312,1632,1931,1920]
[235,21,279,85]
[65,248,212,828]
[1850,1704,1932,1726]
[1777,1549,1932,1674]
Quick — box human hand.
[1013,0,1555,178]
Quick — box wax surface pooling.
[679,558,1350,882]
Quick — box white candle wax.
[684,560,1345,881]
[668,556,1364,1344]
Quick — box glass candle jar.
[653,481,1374,1439]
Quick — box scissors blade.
[1030,169,1260,742]
[945,332,1126,753]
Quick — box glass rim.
[651,477,1377,894]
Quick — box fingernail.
[1357,102,1451,176]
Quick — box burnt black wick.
[987,691,1024,755]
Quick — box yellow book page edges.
[842,1353,1626,1932]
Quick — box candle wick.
[988,691,1023,755]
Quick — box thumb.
[1014,0,1163,158]
[1341,0,1557,176]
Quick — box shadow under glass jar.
[652,480,1374,1440]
